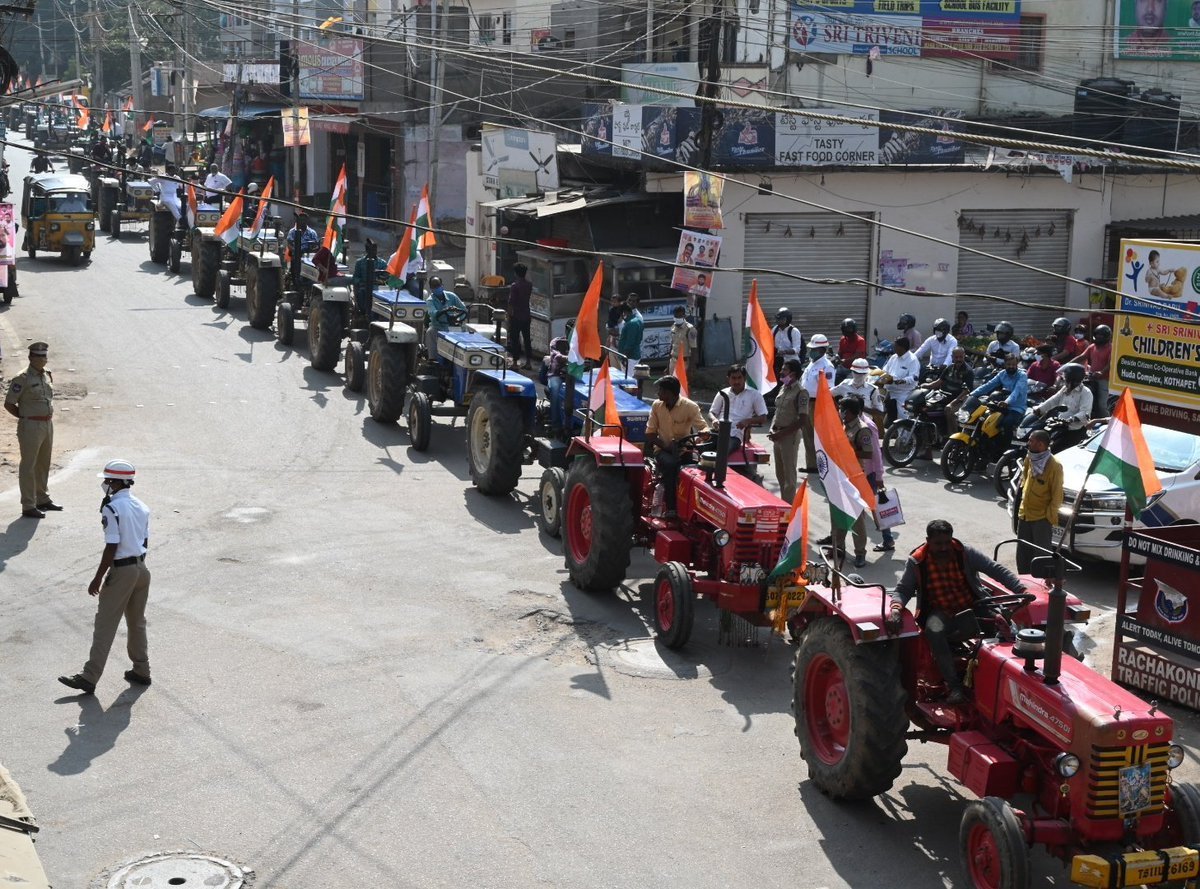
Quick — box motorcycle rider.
[881,335,920,423]
[985,321,1021,367]
[1026,343,1060,389]
[915,346,976,447]
[837,318,868,368]
[897,313,922,352]
[914,317,957,368]
[772,308,802,376]
[1075,325,1112,418]
[968,351,1029,434]
[1021,363,1093,449]
[1049,316,1083,365]
[887,519,1027,705]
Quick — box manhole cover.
[98,851,251,888]
[597,637,730,680]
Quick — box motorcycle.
[868,328,894,369]
[989,408,1086,499]
[882,387,953,466]
[941,395,1014,483]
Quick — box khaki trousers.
[16,418,52,510]
[833,514,868,560]
[773,431,800,503]
[83,561,151,684]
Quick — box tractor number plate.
[1119,762,1152,814]
[1072,848,1199,887]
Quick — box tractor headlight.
[1168,744,1186,769]
[469,354,482,366]
[1055,753,1081,778]
[413,308,427,320]
[714,529,731,547]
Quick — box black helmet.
[1052,317,1072,336]
[428,275,443,289]
[776,307,792,324]
[1062,363,1086,386]
[933,317,951,334]
[841,318,857,335]
[897,312,916,331]
[995,321,1014,341]
[1093,324,1112,345]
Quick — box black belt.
[113,555,145,567]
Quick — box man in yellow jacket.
[1017,429,1063,572]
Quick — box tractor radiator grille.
[1086,743,1168,819]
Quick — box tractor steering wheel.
[675,431,714,452]
[436,306,469,326]
[969,592,1036,621]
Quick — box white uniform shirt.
[883,352,921,390]
[710,387,768,429]
[986,340,1021,366]
[151,176,181,220]
[773,325,802,358]
[832,377,885,413]
[204,171,232,198]
[102,489,151,559]
[801,355,836,397]
[915,333,958,367]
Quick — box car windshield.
[1081,422,1200,473]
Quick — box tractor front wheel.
[168,237,182,273]
[792,617,908,800]
[563,459,634,591]
[150,210,172,264]
[308,300,343,371]
[247,265,279,329]
[467,387,524,495]
[653,561,695,650]
[276,301,295,346]
[216,270,232,309]
[536,467,565,538]
[959,797,1029,889]
[110,209,122,239]
[193,240,218,300]
[343,341,366,392]
[407,391,432,451]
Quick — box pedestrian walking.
[1016,429,1063,573]
[507,262,533,369]
[768,358,807,502]
[5,342,60,519]
[58,460,153,695]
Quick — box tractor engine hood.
[683,468,788,533]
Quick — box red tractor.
[789,549,1200,889]
[557,421,785,649]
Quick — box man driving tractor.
[645,374,709,518]
[888,519,1027,705]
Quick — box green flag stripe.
[1091,446,1150,513]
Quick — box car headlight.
[1169,744,1186,769]
[713,529,731,547]
[1088,496,1126,511]
[1055,753,1081,778]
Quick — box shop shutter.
[955,209,1074,341]
[742,212,874,347]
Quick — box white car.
[1008,421,1200,563]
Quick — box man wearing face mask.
[832,357,885,427]
[768,358,808,501]
[920,346,976,438]
[800,334,835,469]
[1016,429,1063,573]
[969,352,1029,433]
[58,460,153,695]
[914,318,957,368]
[668,305,697,375]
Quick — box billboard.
[879,108,965,163]
[621,63,698,106]
[1114,0,1200,60]
[298,37,364,101]
[775,108,879,165]
[482,125,559,191]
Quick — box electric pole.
[697,0,724,169]
[289,0,303,203]
[426,0,448,261]
[89,0,102,99]
[128,5,145,129]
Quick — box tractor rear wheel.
[942,439,973,483]
[467,387,524,495]
[792,617,907,800]
[959,797,1029,889]
[308,300,343,371]
[536,467,565,538]
[343,341,366,392]
[883,419,918,467]
[563,459,634,591]
[276,301,295,346]
[653,561,695,650]
[367,336,409,423]
[247,265,279,329]
[150,210,172,264]
[407,391,432,451]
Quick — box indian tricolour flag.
[214,190,245,248]
[769,479,809,581]
[567,262,604,380]
[813,374,875,531]
[416,184,437,250]
[1085,388,1163,515]
[186,184,199,228]
[387,206,421,280]
[245,176,275,239]
[322,163,348,257]
[102,108,112,134]
[674,350,689,398]
[743,280,776,391]
[588,358,621,433]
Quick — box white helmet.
[808,333,829,348]
[99,459,136,482]
[850,357,870,373]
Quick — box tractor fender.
[564,433,646,467]
[793,582,921,643]
[247,252,282,269]
[316,283,353,304]
[946,431,972,445]
[368,319,418,345]
[471,369,536,399]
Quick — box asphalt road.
[1,136,1199,889]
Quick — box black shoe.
[873,543,895,552]
[22,508,45,519]
[124,670,151,686]
[58,673,96,694]
[37,501,63,511]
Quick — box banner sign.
[790,12,924,55]
[298,37,364,101]
[775,108,879,165]
[282,107,310,147]
[612,103,644,159]
[879,108,965,163]
[481,125,559,191]
[670,230,722,297]
[1114,0,1200,61]
[621,63,698,106]
[683,172,724,229]
[789,0,1019,20]
[712,110,775,167]
[581,102,614,156]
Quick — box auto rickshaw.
[21,173,96,264]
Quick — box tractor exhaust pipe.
[713,419,731,489]
[1043,554,1067,686]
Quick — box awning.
[501,191,648,220]
[310,114,359,134]
[196,102,289,121]
[1110,214,1200,235]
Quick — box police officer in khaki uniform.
[4,342,60,518]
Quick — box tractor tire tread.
[563,460,634,591]
[467,387,525,495]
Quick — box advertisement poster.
[282,107,311,148]
[1114,0,1200,60]
[683,171,724,229]
[789,11,924,56]
[0,203,15,266]
[621,63,698,106]
[581,103,614,156]
[642,107,678,160]
[298,38,364,101]
[775,108,879,166]
[670,230,722,297]
[879,108,965,163]
[612,103,643,159]
[712,109,775,167]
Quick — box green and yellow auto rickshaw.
[21,173,95,264]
